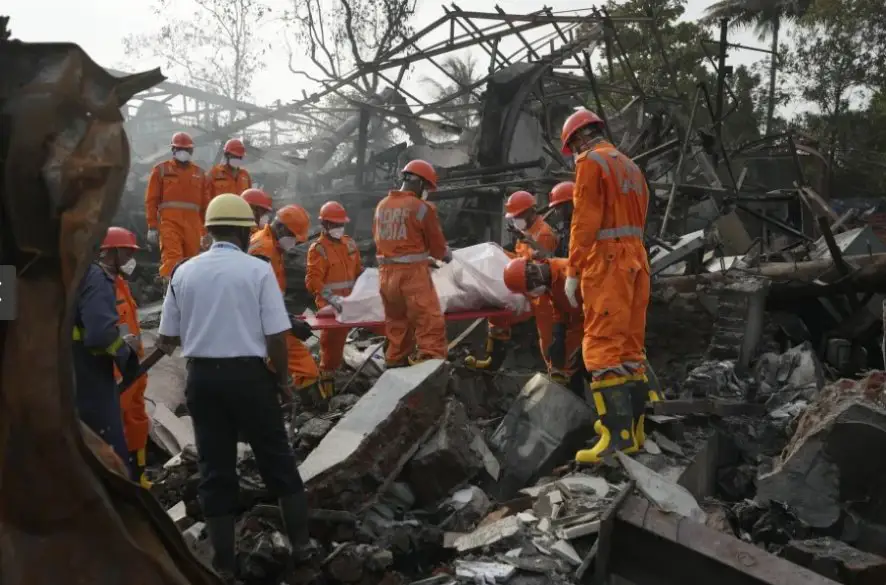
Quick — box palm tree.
[422,54,482,132]
[701,0,813,135]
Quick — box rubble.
[785,538,886,585]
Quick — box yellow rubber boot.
[576,378,636,464]
[136,448,153,489]
[318,372,335,400]
[464,336,508,371]
[634,386,663,450]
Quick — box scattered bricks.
[785,537,886,585]
[757,372,886,529]
[406,399,483,506]
[488,374,595,499]
[299,360,448,510]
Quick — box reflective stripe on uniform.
[72,326,125,356]
[322,280,355,293]
[312,242,326,258]
[596,225,643,240]
[377,253,430,265]
[346,239,358,254]
[416,202,429,222]
[159,201,200,211]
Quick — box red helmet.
[401,159,438,190]
[101,227,140,250]
[276,205,310,242]
[560,109,604,154]
[549,182,575,207]
[503,258,529,294]
[224,138,246,158]
[505,191,536,218]
[170,132,194,149]
[319,201,350,224]
[241,188,272,211]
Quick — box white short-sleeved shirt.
[158,241,292,358]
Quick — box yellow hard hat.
[205,193,256,227]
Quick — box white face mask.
[227,157,242,169]
[328,227,345,239]
[278,236,298,252]
[258,213,272,228]
[173,150,191,163]
[421,189,429,201]
[527,285,546,298]
[512,218,527,231]
[120,258,137,276]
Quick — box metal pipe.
[443,158,545,179]
[660,87,702,237]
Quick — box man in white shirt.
[156,193,314,583]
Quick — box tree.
[701,0,813,136]
[123,0,270,104]
[421,53,482,132]
[285,0,417,94]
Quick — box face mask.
[527,285,547,298]
[173,150,191,163]
[120,258,137,276]
[258,213,271,227]
[421,189,429,201]
[328,227,345,239]
[228,157,242,169]
[512,218,527,231]
[278,236,298,252]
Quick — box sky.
[6,0,769,111]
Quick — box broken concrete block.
[756,372,886,529]
[329,393,360,411]
[445,486,491,532]
[470,425,501,480]
[453,515,521,552]
[455,560,516,583]
[520,473,609,499]
[406,399,482,506]
[488,374,595,499]
[181,522,212,565]
[617,452,706,523]
[166,500,189,529]
[785,537,886,585]
[556,520,601,540]
[148,403,195,455]
[550,540,582,566]
[651,431,684,456]
[644,438,662,455]
[297,417,334,446]
[298,360,448,509]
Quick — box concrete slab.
[299,359,447,509]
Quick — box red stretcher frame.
[305,308,514,330]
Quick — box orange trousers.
[119,375,149,453]
[579,243,650,375]
[544,320,585,377]
[379,264,446,364]
[287,335,319,386]
[319,328,349,373]
[158,209,203,277]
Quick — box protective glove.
[548,323,567,367]
[326,295,344,313]
[564,276,580,308]
[442,249,453,263]
[146,229,159,246]
[122,333,142,354]
[290,316,314,341]
[117,349,141,388]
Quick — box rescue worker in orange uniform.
[373,160,451,366]
[145,131,210,282]
[207,139,252,201]
[547,181,575,258]
[99,227,152,488]
[502,257,586,397]
[242,188,274,234]
[305,201,363,398]
[248,204,321,401]
[465,190,558,371]
[560,109,659,463]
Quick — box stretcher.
[305,308,514,330]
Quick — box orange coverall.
[489,216,559,340]
[568,142,650,377]
[305,233,363,373]
[248,225,320,386]
[145,160,209,277]
[112,275,149,454]
[206,164,252,201]
[545,258,584,378]
[373,191,449,365]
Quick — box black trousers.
[186,357,304,517]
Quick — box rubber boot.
[631,379,663,452]
[575,377,636,464]
[279,492,316,563]
[567,370,585,399]
[205,515,239,583]
[297,378,325,411]
[318,372,335,400]
[464,336,507,371]
[131,448,153,489]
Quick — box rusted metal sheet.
[0,30,222,585]
[607,496,840,585]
